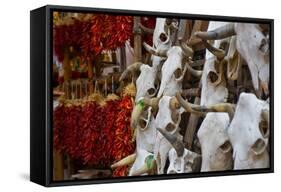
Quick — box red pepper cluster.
[90,15,133,54]
[141,17,156,46]
[53,96,135,170]
[53,14,134,62]
[111,96,135,177]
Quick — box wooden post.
[53,150,64,181]
[183,97,201,149]
[63,49,71,81]
[120,46,127,71]
[87,57,94,94]
[133,16,142,62]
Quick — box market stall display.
[51,10,271,181]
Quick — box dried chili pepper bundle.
[112,96,135,177]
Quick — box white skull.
[136,64,158,102]
[157,46,186,97]
[153,18,172,50]
[153,96,184,174]
[167,148,201,174]
[228,93,269,169]
[198,112,233,172]
[129,149,155,176]
[200,22,230,106]
[200,56,229,106]
[235,23,269,92]
[136,107,157,153]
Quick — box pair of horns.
[111,153,137,169]
[195,23,236,60]
[185,60,203,78]
[176,92,235,120]
[143,41,194,58]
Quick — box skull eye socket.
[174,68,182,79]
[138,118,147,129]
[219,140,232,154]
[159,33,168,42]
[165,122,176,132]
[259,120,269,138]
[259,38,269,54]
[208,71,219,83]
[251,138,266,155]
[219,41,229,52]
[147,87,156,96]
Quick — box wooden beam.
[133,16,142,62]
[53,150,64,181]
[183,96,201,149]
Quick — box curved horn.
[157,128,185,157]
[185,60,203,77]
[202,40,225,60]
[195,23,236,40]
[191,103,235,120]
[212,59,227,86]
[119,62,142,81]
[176,92,206,116]
[169,97,180,110]
[176,92,235,120]
[180,41,194,57]
[227,51,241,80]
[143,42,167,57]
[139,23,155,34]
[111,153,136,169]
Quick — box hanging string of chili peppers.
[53,95,135,172]
[53,14,134,62]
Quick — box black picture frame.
[30,4,274,187]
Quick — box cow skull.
[156,45,194,97]
[195,23,270,95]
[197,113,233,171]
[199,22,231,106]
[157,128,201,174]
[136,107,157,152]
[228,93,270,169]
[153,96,184,174]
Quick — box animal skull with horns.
[195,22,270,96]
[176,91,270,170]
[228,92,270,169]
[157,128,201,174]
[153,96,185,174]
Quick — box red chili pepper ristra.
[53,96,135,176]
[53,14,134,62]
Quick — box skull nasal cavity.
[147,88,156,96]
[159,33,168,42]
[166,122,176,132]
[174,68,182,79]
[208,71,219,83]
